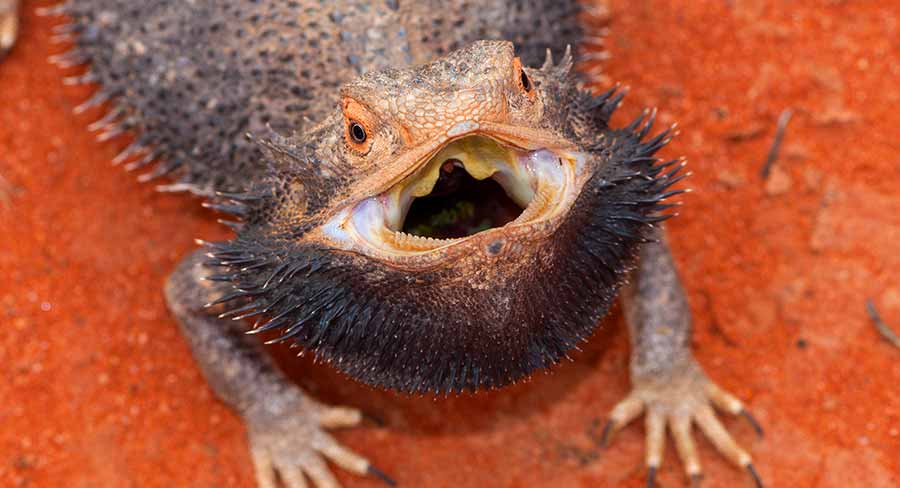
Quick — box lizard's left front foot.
[600,358,764,487]
[0,0,18,61]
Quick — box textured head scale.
[207,41,685,394]
[342,41,518,137]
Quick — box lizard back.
[57,0,582,194]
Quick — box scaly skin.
[15,0,762,486]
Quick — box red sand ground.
[1,1,898,487]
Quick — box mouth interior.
[328,133,581,256]
[401,159,525,239]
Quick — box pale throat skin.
[15,0,766,487]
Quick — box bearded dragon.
[5,1,764,486]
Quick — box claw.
[690,473,703,487]
[605,393,644,446]
[866,298,900,348]
[598,419,614,447]
[367,465,397,487]
[740,409,765,437]
[362,411,385,427]
[646,466,657,488]
[747,463,764,488]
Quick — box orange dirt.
[1,1,898,487]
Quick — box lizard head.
[208,41,684,393]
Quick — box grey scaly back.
[51,0,584,194]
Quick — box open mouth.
[400,160,524,240]
[323,134,586,257]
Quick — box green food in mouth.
[405,200,494,238]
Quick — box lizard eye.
[512,57,536,99]
[349,120,367,143]
[341,98,376,154]
[520,69,532,92]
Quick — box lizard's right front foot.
[0,0,18,61]
[244,388,395,488]
[599,358,763,487]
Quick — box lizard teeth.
[388,231,462,251]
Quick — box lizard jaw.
[322,134,588,260]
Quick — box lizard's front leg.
[165,250,393,488]
[602,226,763,487]
[0,0,18,60]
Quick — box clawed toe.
[601,374,763,487]
[669,412,701,478]
[689,473,703,488]
[646,466,657,488]
[599,393,644,447]
[317,405,364,429]
[368,465,397,487]
[747,463,763,488]
[245,396,394,488]
[739,409,765,437]
[644,409,666,474]
[251,436,394,488]
[598,419,615,447]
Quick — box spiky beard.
[203,100,685,394]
